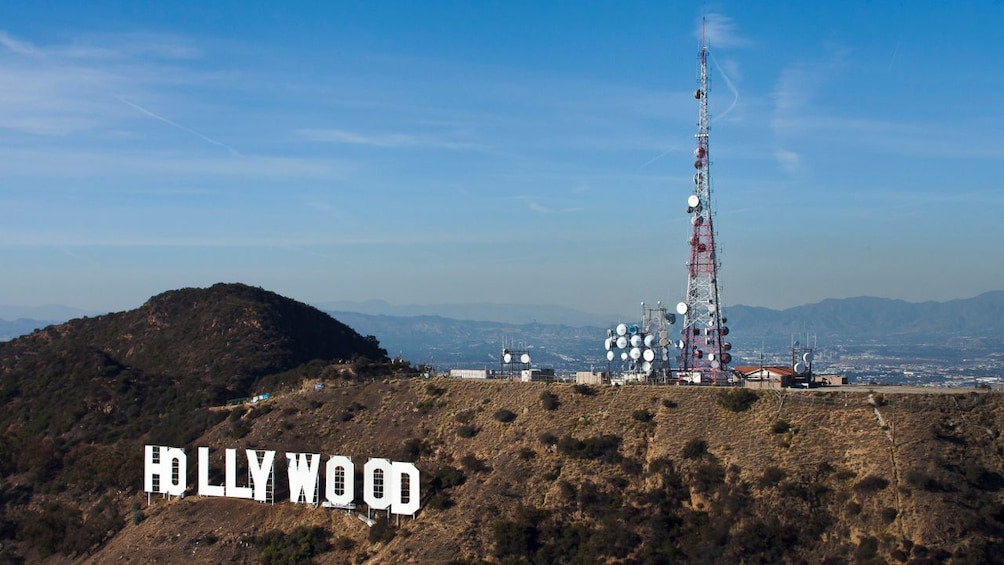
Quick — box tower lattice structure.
[676,25,732,383]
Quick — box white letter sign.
[144,445,186,497]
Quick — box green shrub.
[905,469,944,492]
[429,466,466,492]
[457,425,478,438]
[661,398,678,408]
[540,391,560,410]
[368,516,395,544]
[556,434,622,463]
[855,536,879,561]
[460,453,490,474]
[454,410,475,424]
[538,432,558,446]
[682,438,708,459]
[881,507,898,524]
[426,492,454,510]
[771,419,791,434]
[854,474,890,493]
[517,447,536,461]
[255,526,331,565]
[632,409,655,423]
[402,438,431,460]
[572,384,597,396]
[758,466,786,488]
[416,399,436,414]
[718,388,759,412]
[493,408,517,423]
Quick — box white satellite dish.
[708,304,717,314]
[803,352,814,363]
[643,348,655,362]
[659,337,670,347]
[630,334,643,348]
[606,350,615,361]
[676,302,688,315]
[604,337,612,350]
[644,334,656,348]
[794,362,805,374]
[687,194,700,208]
[642,361,652,373]
[616,336,628,349]
[711,360,721,369]
[503,353,512,363]
[520,353,531,364]
[621,352,629,361]
[708,353,716,361]
[616,323,627,336]
[630,347,642,360]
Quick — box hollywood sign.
[144,445,420,515]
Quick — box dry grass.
[92,380,1004,563]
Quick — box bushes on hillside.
[256,526,331,564]
[493,408,517,423]
[632,409,655,423]
[540,391,560,410]
[682,438,708,460]
[556,434,622,463]
[771,419,791,434]
[718,388,759,412]
[853,474,890,493]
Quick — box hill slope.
[0,283,393,563]
[89,380,1004,564]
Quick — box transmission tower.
[675,20,733,383]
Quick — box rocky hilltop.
[0,285,1002,564]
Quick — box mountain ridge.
[1,284,1003,563]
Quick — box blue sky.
[2,1,1003,317]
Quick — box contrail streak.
[116,96,241,156]
[639,145,677,169]
[708,50,740,121]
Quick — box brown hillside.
[0,284,399,564]
[91,380,1004,564]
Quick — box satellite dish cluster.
[501,348,531,366]
[793,351,813,376]
[604,314,674,378]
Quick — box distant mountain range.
[315,299,620,327]
[4,292,1004,366]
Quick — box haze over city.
[2,1,1003,318]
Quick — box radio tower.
[675,19,732,383]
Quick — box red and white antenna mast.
[675,17,732,383]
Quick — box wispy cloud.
[117,96,241,155]
[296,127,482,151]
[699,13,753,49]
[0,146,347,179]
[0,30,38,55]
[774,149,800,174]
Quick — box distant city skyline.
[2,2,1003,318]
